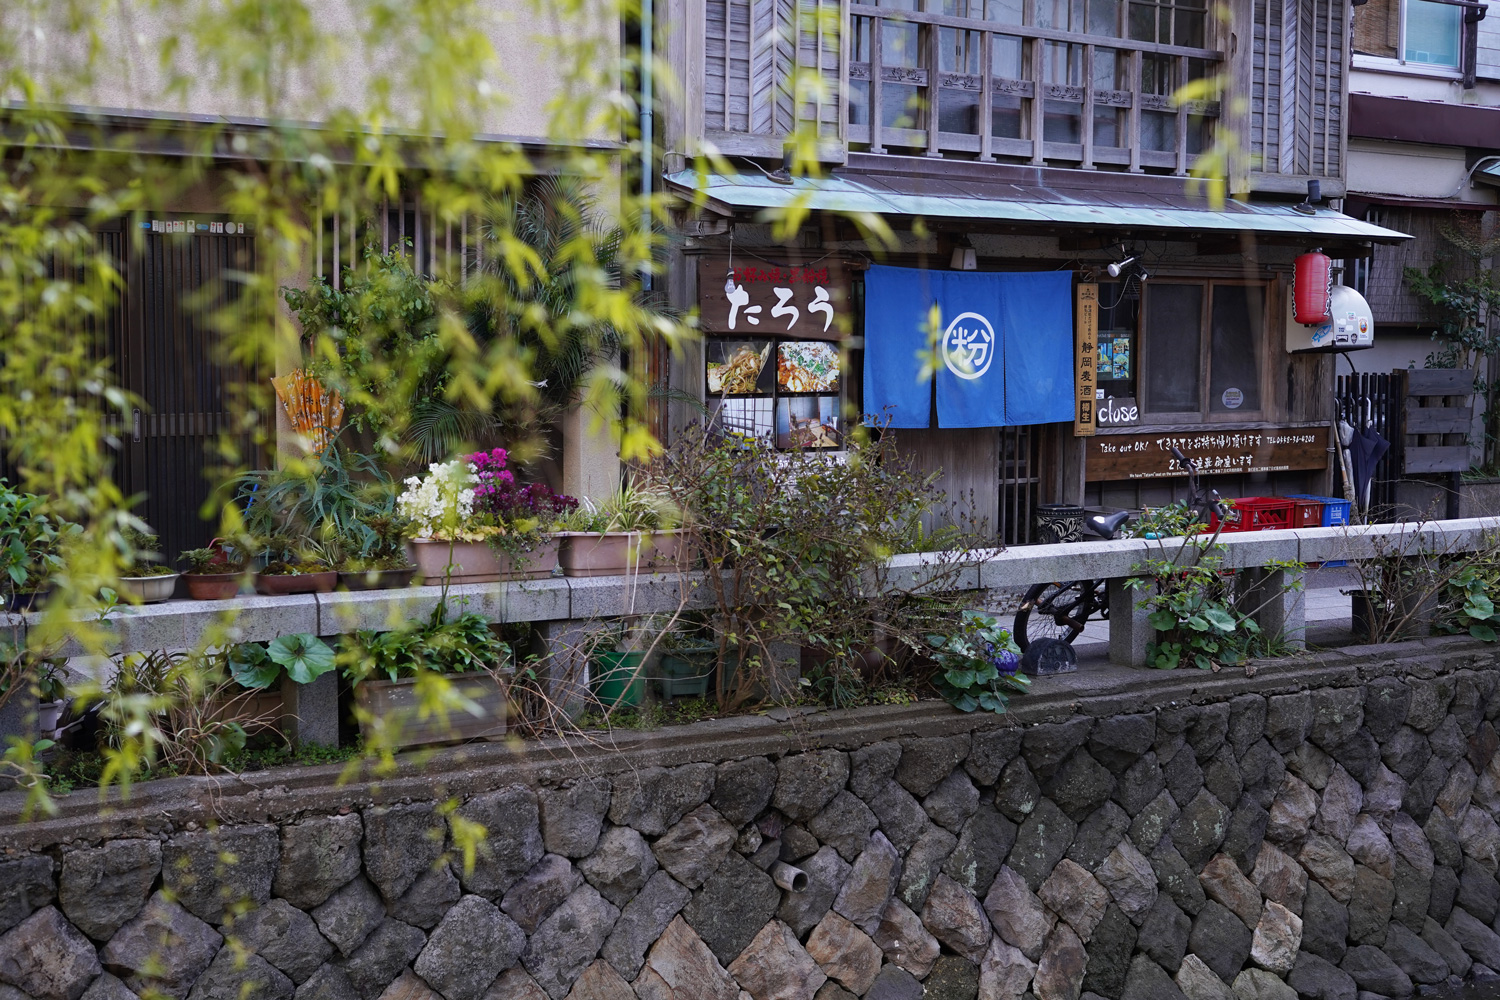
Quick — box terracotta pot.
[119,573,181,604]
[407,537,560,585]
[185,573,242,600]
[558,530,687,578]
[338,567,417,592]
[355,671,507,748]
[254,570,337,595]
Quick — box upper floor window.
[1354,0,1462,69]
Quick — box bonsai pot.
[355,671,507,748]
[185,573,242,600]
[558,530,687,577]
[338,566,417,592]
[119,573,181,604]
[254,570,337,596]
[408,537,560,585]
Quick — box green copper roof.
[665,170,1411,244]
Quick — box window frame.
[1133,277,1272,425]
[1352,0,1466,73]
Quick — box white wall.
[3,0,621,144]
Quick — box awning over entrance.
[664,169,1411,245]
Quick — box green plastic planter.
[591,651,647,708]
[656,652,716,700]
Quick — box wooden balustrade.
[845,3,1221,172]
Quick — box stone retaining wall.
[4,641,1500,1000]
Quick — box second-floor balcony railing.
[846,2,1222,173]
[694,0,1224,176]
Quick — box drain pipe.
[640,0,654,292]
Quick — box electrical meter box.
[1286,284,1375,353]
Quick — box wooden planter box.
[408,538,560,585]
[205,685,285,735]
[355,672,507,748]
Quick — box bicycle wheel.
[1014,580,1097,651]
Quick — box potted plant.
[117,526,181,604]
[179,538,250,600]
[557,480,686,578]
[338,515,417,591]
[398,448,575,585]
[342,609,510,747]
[254,534,338,595]
[0,484,73,613]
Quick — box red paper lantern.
[1294,251,1333,326]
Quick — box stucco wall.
[3,0,618,144]
[3,639,1500,1000]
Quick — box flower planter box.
[185,573,242,600]
[558,530,686,578]
[408,537,560,585]
[338,567,417,592]
[119,573,181,604]
[355,672,507,748]
[205,685,285,735]
[255,571,337,596]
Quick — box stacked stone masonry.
[7,656,1500,1000]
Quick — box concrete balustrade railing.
[21,517,1500,662]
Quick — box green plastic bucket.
[592,651,647,708]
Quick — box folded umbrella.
[1349,422,1390,514]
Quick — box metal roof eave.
[664,170,1412,245]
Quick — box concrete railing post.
[1107,576,1152,668]
[1239,566,1307,651]
[281,671,341,747]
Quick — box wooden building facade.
[660,0,1408,542]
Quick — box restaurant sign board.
[697,256,852,341]
[1074,283,1097,437]
[1086,427,1329,480]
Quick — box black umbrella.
[1349,421,1390,511]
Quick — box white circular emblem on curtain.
[941,311,995,381]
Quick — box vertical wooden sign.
[1075,283,1098,437]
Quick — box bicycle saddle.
[1085,510,1131,540]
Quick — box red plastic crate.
[1209,496,1294,532]
[1288,497,1324,529]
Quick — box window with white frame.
[1354,0,1463,69]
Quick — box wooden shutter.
[702,0,847,160]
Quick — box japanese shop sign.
[1085,427,1329,480]
[1075,283,1097,437]
[698,256,852,341]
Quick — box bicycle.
[1013,447,1228,651]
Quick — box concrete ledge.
[2,632,1490,848]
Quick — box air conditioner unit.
[1286,284,1375,354]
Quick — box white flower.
[396,458,479,539]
